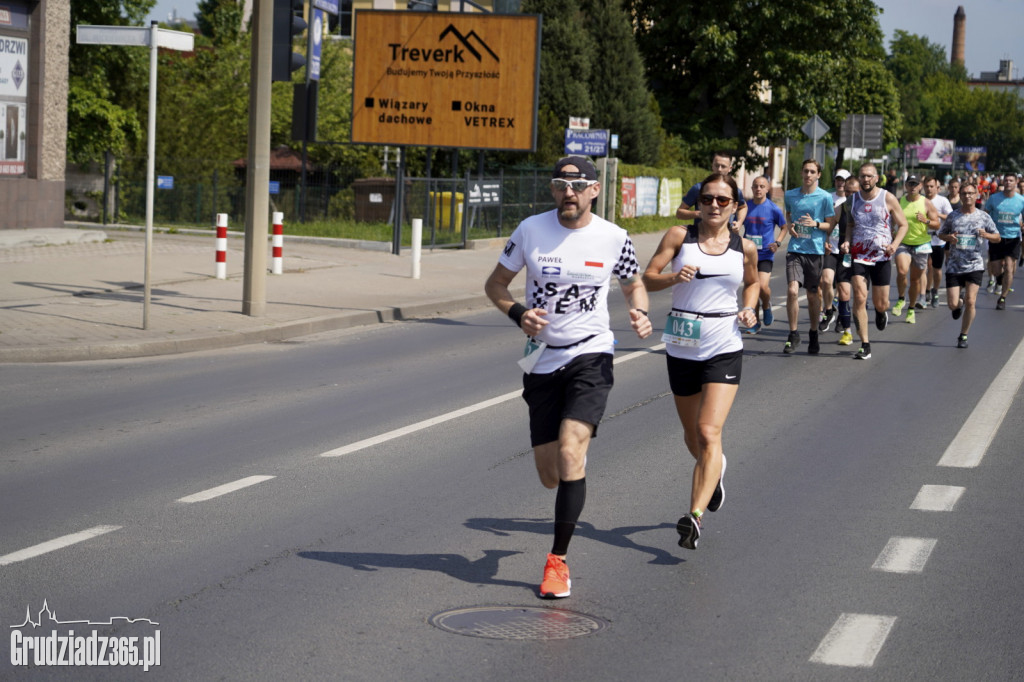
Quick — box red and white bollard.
[271,211,284,275]
[215,213,228,279]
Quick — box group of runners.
[742,159,1023,355]
[484,152,1020,601]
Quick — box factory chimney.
[952,6,966,67]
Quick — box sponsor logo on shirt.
[541,266,561,276]
[584,261,604,268]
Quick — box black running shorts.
[666,350,742,397]
[852,259,892,286]
[522,352,614,446]
[945,270,984,289]
[990,237,1022,262]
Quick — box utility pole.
[243,0,273,317]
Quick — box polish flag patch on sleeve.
[584,261,604,268]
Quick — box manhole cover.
[429,606,608,640]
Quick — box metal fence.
[79,162,555,247]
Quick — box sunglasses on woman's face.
[699,194,732,207]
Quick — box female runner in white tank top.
[643,173,760,550]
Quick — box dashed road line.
[321,344,665,458]
[176,475,275,503]
[937,334,1024,468]
[871,536,937,574]
[910,484,965,511]
[0,525,122,567]
[810,613,897,667]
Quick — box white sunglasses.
[551,178,598,192]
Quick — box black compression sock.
[552,478,586,556]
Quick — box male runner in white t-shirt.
[484,156,652,599]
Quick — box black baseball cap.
[905,175,921,185]
[553,156,598,180]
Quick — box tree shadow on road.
[464,517,684,566]
[297,548,534,590]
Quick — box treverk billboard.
[351,11,540,151]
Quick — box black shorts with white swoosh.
[666,349,742,396]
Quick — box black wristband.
[635,308,648,317]
[508,302,528,327]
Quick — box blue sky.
[147,0,1021,79]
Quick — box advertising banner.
[0,35,27,174]
[660,178,682,217]
[955,146,987,172]
[909,138,955,165]
[620,177,636,219]
[636,176,659,217]
[352,11,540,151]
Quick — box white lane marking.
[937,334,1024,468]
[871,536,937,574]
[176,475,275,503]
[0,525,121,567]
[810,613,897,667]
[321,344,666,458]
[910,484,966,511]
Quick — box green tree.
[67,0,155,163]
[626,0,890,167]
[885,30,963,143]
[155,36,250,180]
[581,0,661,165]
[196,0,246,46]
[521,0,594,165]
[271,38,382,184]
[933,78,1024,171]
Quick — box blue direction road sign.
[565,129,609,157]
[157,176,173,189]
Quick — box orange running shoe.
[539,553,571,599]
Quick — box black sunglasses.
[699,194,733,207]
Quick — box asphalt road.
[2,286,1023,680]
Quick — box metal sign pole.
[76,23,195,329]
[143,21,158,329]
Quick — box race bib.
[795,223,815,237]
[916,243,932,254]
[517,339,547,374]
[956,234,978,249]
[748,234,763,249]
[662,311,702,348]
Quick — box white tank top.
[850,190,893,263]
[666,229,744,361]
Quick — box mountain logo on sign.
[438,25,499,63]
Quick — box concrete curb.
[0,291,517,364]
